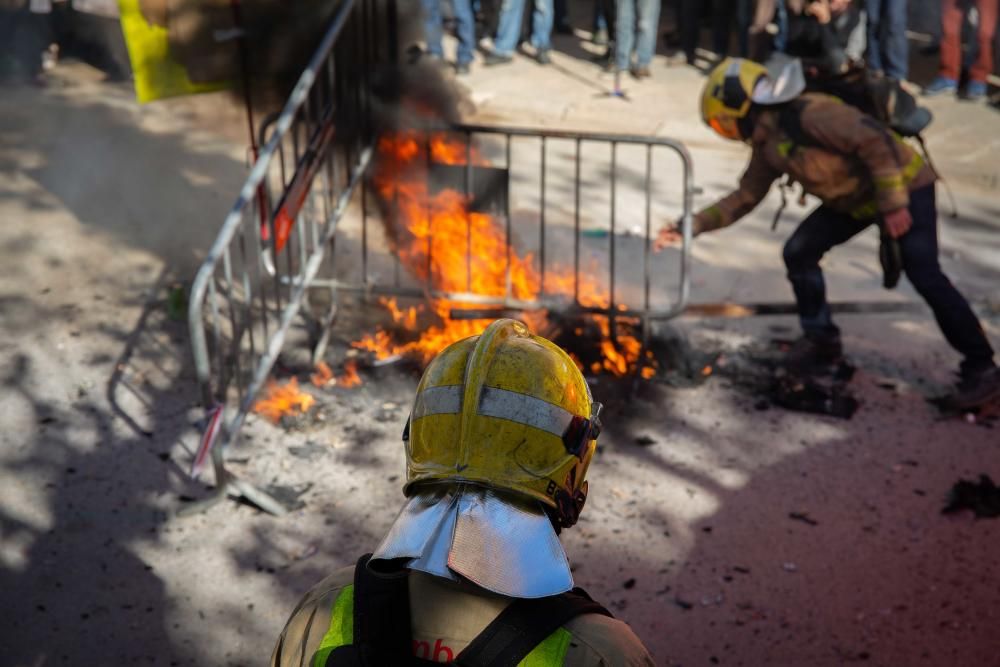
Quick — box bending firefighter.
[657,58,999,410]
[271,319,655,666]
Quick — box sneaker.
[923,76,958,97]
[784,335,844,374]
[947,366,1000,410]
[593,28,609,46]
[483,52,513,67]
[630,65,651,79]
[536,49,551,65]
[455,61,471,75]
[965,80,988,101]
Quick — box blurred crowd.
[421,0,999,101]
[1,0,996,105]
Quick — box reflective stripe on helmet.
[413,385,463,419]
[412,385,577,438]
[479,386,575,438]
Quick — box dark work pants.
[782,185,995,374]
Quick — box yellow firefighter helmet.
[701,57,769,141]
[403,319,601,528]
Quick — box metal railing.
[187,3,694,516]
[185,0,396,515]
[325,124,694,353]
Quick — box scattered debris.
[623,578,636,590]
[633,435,656,447]
[788,511,819,526]
[942,475,1000,518]
[712,341,859,418]
[700,593,725,607]
[673,597,694,611]
[782,562,798,572]
[259,483,313,512]
[770,374,859,419]
[166,283,187,322]
[288,442,329,462]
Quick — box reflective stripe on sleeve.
[311,585,354,667]
[522,627,573,666]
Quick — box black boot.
[946,366,1000,411]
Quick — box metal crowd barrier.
[187,4,694,517]
[327,124,694,353]
[185,0,396,515]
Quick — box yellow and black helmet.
[402,319,601,528]
[701,58,769,141]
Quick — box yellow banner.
[118,0,227,103]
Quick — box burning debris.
[310,360,363,389]
[350,130,656,378]
[253,377,316,425]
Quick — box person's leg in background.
[453,0,477,71]
[883,0,909,80]
[529,0,555,61]
[712,0,734,55]
[896,185,998,405]
[422,0,445,58]
[746,0,774,60]
[479,0,502,37]
[926,0,963,95]
[554,0,572,33]
[615,0,637,71]
[773,0,788,52]
[966,0,998,98]
[593,0,609,43]
[633,0,662,72]
[490,0,527,60]
[782,207,870,355]
[679,0,699,62]
[736,0,753,56]
[866,0,885,74]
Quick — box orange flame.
[339,359,362,388]
[310,361,334,387]
[353,131,655,378]
[253,377,315,423]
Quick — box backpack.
[321,554,614,667]
[802,65,932,138]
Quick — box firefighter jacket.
[693,93,936,235]
[270,565,656,666]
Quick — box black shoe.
[555,21,573,35]
[784,335,844,374]
[484,52,514,66]
[536,49,551,65]
[947,367,1000,410]
[455,61,471,75]
[630,65,651,79]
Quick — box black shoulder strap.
[454,587,613,667]
[777,99,817,151]
[324,554,413,667]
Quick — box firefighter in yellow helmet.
[657,58,998,410]
[271,319,655,666]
